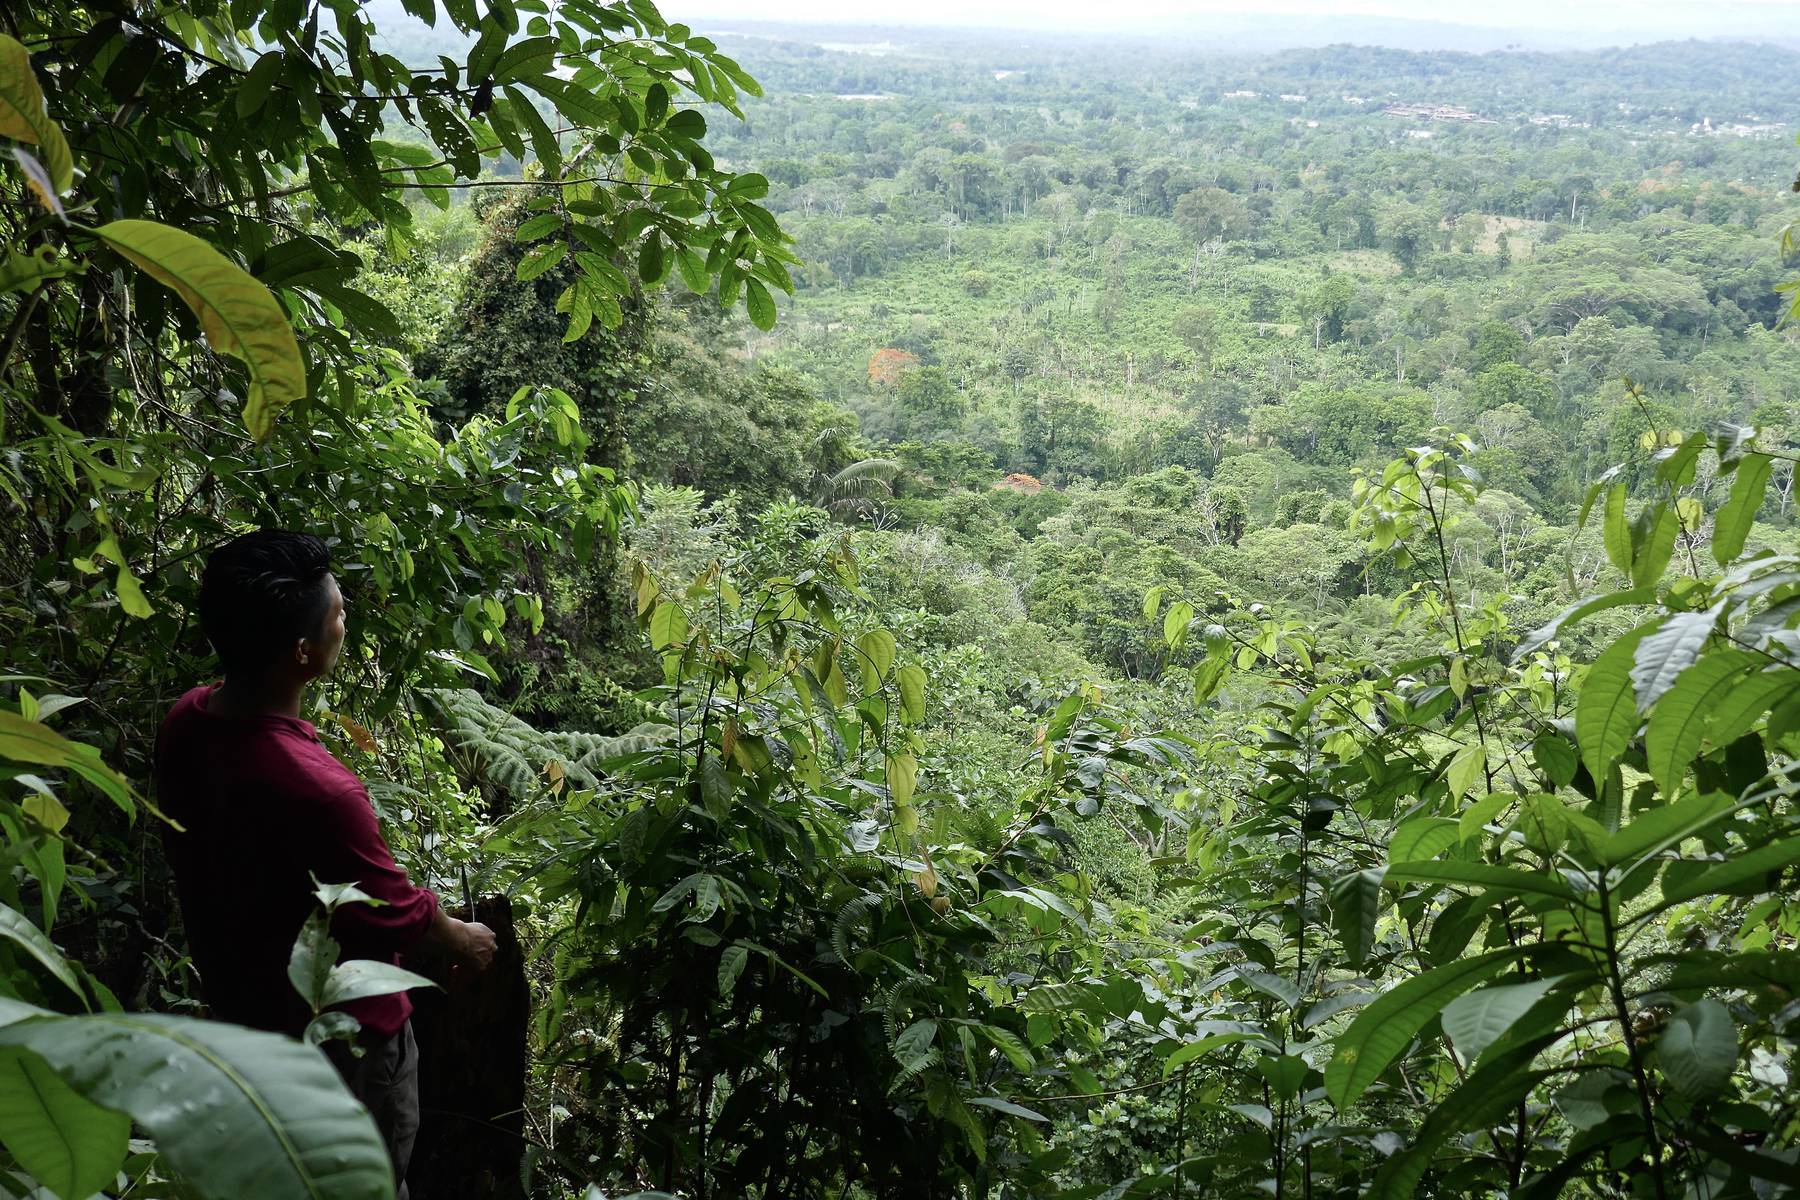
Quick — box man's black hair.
[199,530,334,676]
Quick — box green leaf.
[1513,587,1655,662]
[1598,791,1734,869]
[676,247,710,294]
[1440,977,1560,1061]
[1383,861,1576,902]
[1388,817,1458,864]
[1330,868,1385,968]
[648,601,689,650]
[744,276,776,330]
[855,627,896,689]
[966,1095,1047,1122]
[1705,668,1798,749]
[887,752,917,807]
[0,1046,129,1200]
[1644,650,1755,796]
[1163,599,1195,649]
[287,911,338,1010]
[1576,622,1655,782]
[1192,656,1229,705]
[0,902,83,1003]
[1602,483,1631,573]
[1659,836,1800,906]
[236,51,286,120]
[1142,586,1164,623]
[1446,742,1486,800]
[717,943,749,996]
[978,1025,1034,1072]
[516,241,567,281]
[0,712,136,815]
[1655,431,1707,487]
[1713,452,1771,565]
[93,221,306,442]
[1162,1031,1264,1076]
[638,231,666,284]
[320,960,437,1009]
[1631,610,1717,713]
[1458,791,1512,843]
[1325,946,1529,1110]
[0,1011,394,1200]
[514,212,563,242]
[1658,999,1736,1097]
[698,753,732,821]
[0,35,73,194]
[896,663,927,723]
[1632,504,1680,588]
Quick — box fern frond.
[829,892,882,968]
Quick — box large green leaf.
[0,1045,129,1199]
[1162,1030,1264,1077]
[1658,836,1800,906]
[1513,586,1655,662]
[1657,999,1736,1098]
[1382,861,1576,902]
[1631,504,1679,588]
[1599,791,1735,869]
[1575,622,1655,782]
[1631,610,1717,714]
[1446,743,1485,801]
[896,664,927,723]
[0,1010,394,1200]
[0,902,83,1003]
[1704,667,1798,749]
[0,35,73,195]
[92,221,306,442]
[1325,946,1528,1110]
[1387,817,1457,864]
[1440,976,1560,1061]
[1602,483,1631,573]
[1713,452,1771,565]
[1643,651,1755,796]
[1329,868,1385,968]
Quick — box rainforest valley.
[3,3,1800,1197]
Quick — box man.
[156,529,497,1198]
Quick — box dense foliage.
[3,4,1799,1198]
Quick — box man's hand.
[420,907,498,984]
[453,920,498,973]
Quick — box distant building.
[1280,93,1308,102]
[1223,90,1260,99]
[1382,102,1496,125]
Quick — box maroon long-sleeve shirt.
[155,684,438,1038]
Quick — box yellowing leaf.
[1446,742,1485,801]
[0,35,74,194]
[855,627,896,690]
[887,752,917,807]
[896,663,927,723]
[93,221,306,442]
[22,792,69,833]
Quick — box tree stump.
[407,895,530,1200]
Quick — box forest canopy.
[2,2,1800,1198]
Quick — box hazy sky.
[680,0,1800,37]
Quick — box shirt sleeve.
[311,779,439,954]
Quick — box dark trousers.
[326,1021,420,1200]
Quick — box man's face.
[302,574,348,679]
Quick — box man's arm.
[312,780,498,976]
[416,905,498,974]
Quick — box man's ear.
[294,637,314,669]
